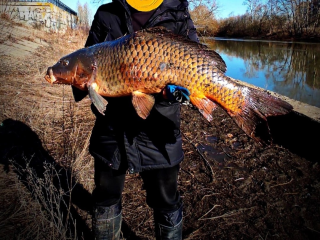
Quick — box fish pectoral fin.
[132,91,155,119]
[190,95,218,122]
[88,83,108,115]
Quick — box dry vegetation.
[0,17,94,239]
[189,0,320,41]
[1,16,320,240]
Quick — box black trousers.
[92,160,181,212]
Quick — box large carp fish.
[45,27,292,143]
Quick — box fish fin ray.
[88,84,108,115]
[132,91,155,119]
[190,95,218,122]
[225,88,293,145]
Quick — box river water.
[205,38,320,108]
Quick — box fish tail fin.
[229,89,293,144]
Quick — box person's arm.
[85,8,110,47]
[186,23,198,43]
[185,10,199,43]
[174,0,199,43]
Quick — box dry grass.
[0,162,73,240]
[0,166,62,240]
[0,18,95,239]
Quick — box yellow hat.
[126,0,163,12]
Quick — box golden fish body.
[92,29,236,109]
[45,27,292,143]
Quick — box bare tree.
[217,0,320,38]
[243,0,262,23]
[189,0,220,16]
[188,0,220,35]
[77,0,91,29]
[269,0,320,36]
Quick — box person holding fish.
[72,0,198,239]
[44,0,293,239]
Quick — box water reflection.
[205,38,320,108]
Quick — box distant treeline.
[190,0,320,41]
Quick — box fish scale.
[45,27,293,144]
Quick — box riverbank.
[214,34,320,43]
[1,19,320,239]
[234,79,320,123]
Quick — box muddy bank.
[1,19,320,240]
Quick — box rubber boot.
[154,204,183,240]
[92,201,122,240]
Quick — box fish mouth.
[45,67,57,84]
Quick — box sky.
[60,0,102,18]
[60,0,248,21]
[217,0,248,19]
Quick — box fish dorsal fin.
[88,83,108,115]
[190,95,218,122]
[132,91,155,119]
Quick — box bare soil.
[0,19,320,240]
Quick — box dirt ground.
[1,19,320,240]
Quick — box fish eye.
[59,59,69,66]
[62,60,69,66]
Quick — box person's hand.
[163,85,190,104]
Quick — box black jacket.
[75,0,198,173]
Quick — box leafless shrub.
[0,12,10,20]
[9,158,77,240]
[0,165,65,240]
